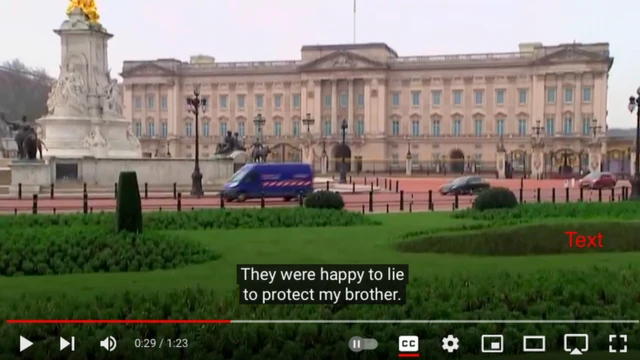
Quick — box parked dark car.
[439,176,491,195]
[578,171,617,189]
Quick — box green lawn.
[1,212,638,300]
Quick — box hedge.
[397,221,640,255]
[453,201,640,222]
[2,268,639,359]
[0,226,217,276]
[0,208,379,230]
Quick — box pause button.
[349,336,364,352]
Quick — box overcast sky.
[0,0,637,128]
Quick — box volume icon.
[60,336,75,351]
[100,336,117,352]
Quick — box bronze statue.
[0,114,41,160]
[249,138,270,163]
[214,131,238,155]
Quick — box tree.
[0,59,53,137]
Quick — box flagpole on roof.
[353,0,356,44]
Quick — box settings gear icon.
[442,335,460,353]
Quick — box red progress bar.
[398,354,419,358]
[6,320,232,324]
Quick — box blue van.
[222,163,314,202]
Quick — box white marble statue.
[55,63,87,113]
[105,80,123,115]
[126,126,141,148]
[84,126,107,148]
[300,138,316,165]
[46,82,57,114]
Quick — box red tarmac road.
[0,177,630,214]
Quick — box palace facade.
[121,41,622,175]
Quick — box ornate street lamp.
[186,87,206,197]
[254,113,266,144]
[627,90,640,199]
[339,119,348,183]
[532,119,544,138]
[590,118,602,138]
[302,113,315,133]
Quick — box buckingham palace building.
[121,41,627,176]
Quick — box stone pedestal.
[320,153,328,174]
[530,147,545,180]
[587,145,602,174]
[405,154,412,176]
[496,152,506,178]
[37,8,141,159]
[8,160,52,196]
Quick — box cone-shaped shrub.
[116,171,143,233]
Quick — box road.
[0,176,628,214]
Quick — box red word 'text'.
[565,231,603,248]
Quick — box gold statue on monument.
[66,0,100,23]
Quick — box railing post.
[144,183,148,199]
[580,187,584,202]
[114,183,118,198]
[220,192,225,209]
[83,192,88,214]
[177,192,182,211]
[536,188,541,203]
[454,193,459,209]
[519,188,523,204]
[326,181,330,191]
[565,187,570,202]
[598,188,602,202]
[18,183,22,200]
[83,183,87,195]
[32,194,38,215]
[395,181,399,193]
[368,191,373,213]
[399,190,404,211]
[261,192,265,208]
[50,183,54,199]
[428,190,433,210]
[551,188,556,203]
[173,183,177,199]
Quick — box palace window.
[545,117,555,136]
[160,96,168,110]
[474,118,483,136]
[160,120,167,137]
[495,89,505,105]
[432,91,441,106]
[134,120,142,136]
[202,122,209,137]
[582,87,592,103]
[237,95,245,110]
[411,91,420,106]
[292,120,300,137]
[432,120,440,136]
[292,94,300,109]
[340,93,348,108]
[518,89,527,104]
[274,94,282,109]
[219,121,227,135]
[518,119,527,136]
[322,119,332,136]
[582,115,592,135]
[274,121,282,136]
[391,120,400,136]
[474,90,483,105]
[452,118,461,136]
[391,92,400,106]
[146,121,154,136]
[237,122,245,137]
[356,118,365,136]
[219,95,228,110]
[453,90,462,105]
[357,94,364,108]
[563,115,573,134]
[564,88,573,103]
[546,88,556,103]
[134,97,142,109]
[411,120,420,137]
[496,119,504,135]
[147,95,154,109]
[324,95,332,108]
[255,94,264,109]
[184,122,192,137]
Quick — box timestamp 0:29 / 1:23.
[134,338,189,349]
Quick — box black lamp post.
[590,118,602,138]
[628,92,640,199]
[186,87,206,197]
[339,119,348,184]
[302,113,315,133]
[254,113,266,144]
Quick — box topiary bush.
[472,186,517,211]
[304,190,345,210]
[116,171,143,233]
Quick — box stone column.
[347,79,354,125]
[314,80,322,135]
[331,80,338,130]
[406,153,412,176]
[588,142,602,173]
[530,142,545,180]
